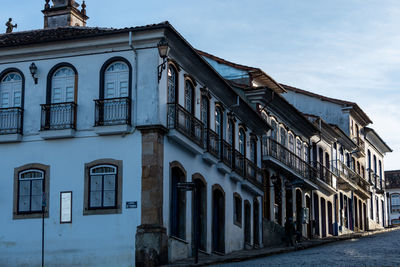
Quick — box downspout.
[129,31,138,131]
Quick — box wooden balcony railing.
[41,102,77,130]
[0,107,23,134]
[167,103,204,148]
[95,97,131,126]
[262,137,316,183]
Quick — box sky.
[2,0,400,169]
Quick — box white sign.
[60,192,72,223]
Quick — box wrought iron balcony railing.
[41,102,77,131]
[0,107,23,134]
[262,137,316,183]
[221,140,233,168]
[95,97,131,126]
[245,158,263,186]
[352,136,365,152]
[167,103,204,148]
[204,128,220,159]
[335,160,370,193]
[312,161,335,189]
[233,149,245,176]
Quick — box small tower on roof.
[42,0,88,29]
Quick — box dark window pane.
[19,196,30,212]
[90,175,102,191]
[31,196,42,211]
[90,191,102,208]
[104,175,116,190]
[103,191,116,207]
[19,181,30,196]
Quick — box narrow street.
[213,229,400,267]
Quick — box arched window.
[280,127,287,146]
[89,165,117,209]
[0,72,22,108]
[51,67,76,103]
[200,96,209,127]
[167,65,178,103]
[184,80,194,114]
[239,128,246,155]
[104,62,129,99]
[304,145,309,162]
[296,139,302,158]
[215,107,222,139]
[227,119,235,146]
[18,170,45,213]
[233,193,242,226]
[250,136,257,163]
[270,120,277,140]
[289,134,294,152]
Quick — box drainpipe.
[129,31,138,130]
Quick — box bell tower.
[42,0,88,28]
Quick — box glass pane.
[31,180,43,196]
[13,91,21,106]
[19,196,30,212]
[21,171,43,179]
[90,175,102,191]
[90,191,102,208]
[103,191,116,207]
[19,181,30,196]
[31,195,42,211]
[104,175,116,190]
[119,81,128,97]
[66,86,74,102]
[91,166,115,174]
[1,92,9,107]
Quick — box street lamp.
[157,38,170,82]
[29,62,38,84]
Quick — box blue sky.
[2,0,399,169]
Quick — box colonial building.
[385,170,400,226]
[282,84,392,230]
[0,1,269,266]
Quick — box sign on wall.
[60,191,72,223]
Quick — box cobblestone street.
[213,229,400,267]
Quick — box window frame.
[83,159,123,215]
[99,57,132,100]
[13,163,50,220]
[233,193,242,227]
[46,62,78,104]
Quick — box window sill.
[0,133,22,143]
[83,207,121,215]
[40,128,75,140]
[13,212,49,220]
[94,124,132,136]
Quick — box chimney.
[42,0,89,29]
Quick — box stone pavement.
[163,227,400,267]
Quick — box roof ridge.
[196,49,256,71]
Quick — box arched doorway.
[253,199,260,247]
[274,176,282,225]
[296,189,302,233]
[321,198,327,237]
[359,199,363,230]
[328,201,333,235]
[286,188,293,224]
[306,195,311,238]
[313,193,320,236]
[193,176,207,251]
[170,165,186,240]
[244,200,251,246]
[212,186,225,254]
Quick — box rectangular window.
[391,194,400,213]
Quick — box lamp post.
[157,38,170,82]
[177,182,199,264]
[29,62,38,84]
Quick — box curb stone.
[163,227,400,267]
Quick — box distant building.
[385,170,400,226]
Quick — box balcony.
[203,128,220,164]
[312,161,337,194]
[374,174,385,194]
[336,160,370,199]
[262,137,317,190]
[0,107,23,142]
[94,97,131,135]
[40,102,76,139]
[352,137,365,157]
[167,103,204,154]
